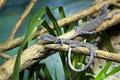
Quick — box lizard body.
[40,34,96,72]
[66,4,117,39]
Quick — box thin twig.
[0,52,11,60]
[0,0,119,52]
[0,0,6,9]
[8,0,37,40]
[0,43,120,79]
[45,44,120,63]
[58,9,120,38]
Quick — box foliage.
[12,7,45,80]
[12,5,120,80]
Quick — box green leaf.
[29,7,46,29]
[82,16,88,24]
[85,72,95,79]
[19,71,25,80]
[72,54,84,68]
[105,65,120,78]
[95,62,112,80]
[12,7,45,80]
[99,31,115,52]
[28,67,34,80]
[52,6,69,33]
[58,6,66,19]
[55,68,58,80]
[95,31,115,80]
[34,63,46,80]
[12,41,27,80]
[46,7,62,36]
[66,21,78,32]
[57,6,68,33]
[42,20,56,36]
[40,63,52,80]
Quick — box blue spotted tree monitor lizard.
[39,4,118,72]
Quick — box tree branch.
[0,0,118,51]
[0,52,11,60]
[0,0,6,9]
[1,43,120,79]
[45,44,120,63]
[8,0,37,40]
[0,44,46,80]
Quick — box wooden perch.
[0,0,6,9]
[0,44,45,80]
[8,0,37,40]
[0,52,11,60]
[45,44,120,63]
[1,43,120,79]
[0,0,120,79]
[0,0,118,52]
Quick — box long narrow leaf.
[55,68,58,80]
[58,6,66,19]
[12,7,45,80]
[105,65,120,78]
[66,21,78,32]
[19,71,25,80]
[95,31,115,80]
[29,7,46,28]
[99,31,115,52]
[42,20,56,36]
[41,63,52,80]
[58,6,69,33]
[57,6,78,33]
[28,67,34,80]
[12,44,26,80]
[95,62,112,80]
[46,7,62,36]
[36,63,46,80]
[85,72,95,79]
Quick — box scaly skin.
[67,4,118,39]
[40,34,97,72]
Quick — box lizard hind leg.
[67,42,96,72]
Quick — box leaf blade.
[12,7,45,80]
[46,7,62,36]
